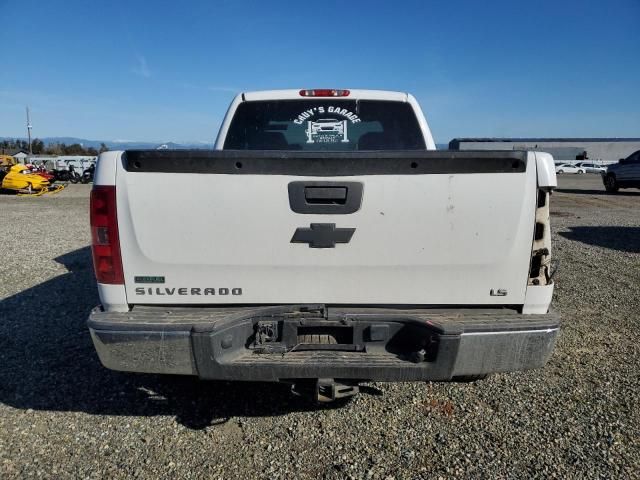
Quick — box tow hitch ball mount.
[291,378,360,403]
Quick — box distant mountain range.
[0,136,214,150]
[2,136,451,151]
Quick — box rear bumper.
[87,305,560,382]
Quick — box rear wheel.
[604,174,619,193]
[577,169,584,174]
[557,169,564,174]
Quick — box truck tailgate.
[116,150,537,306]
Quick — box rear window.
[223,100,425,151]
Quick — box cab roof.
[240,89,409,102]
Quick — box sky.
[1,0,639,144]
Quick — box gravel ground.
[0,176,638,479]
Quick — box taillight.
[299,89,350,97]
[90,186,123,284]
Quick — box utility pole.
[26,106,33,155]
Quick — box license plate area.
[252,318,364,352]
[298,324,354,343]
[189,308,462,381]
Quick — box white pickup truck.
[88,88,559,401]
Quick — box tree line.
[0,138,109,156]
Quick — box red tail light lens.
[299,89,350,97]
[90,186,124,284]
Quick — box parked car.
[602,150,640,193]
[555,163,585,174]
[575,162,606,174]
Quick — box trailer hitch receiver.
[315,379,359,403]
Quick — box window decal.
[293,106,361,144]
[306,119,348,143]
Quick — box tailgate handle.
[304,187,348,204]
[289,181,363,214]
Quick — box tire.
[557,170,564,174]
[604,174,619,193]
[69,174,79,184]
[577,169,584,174]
